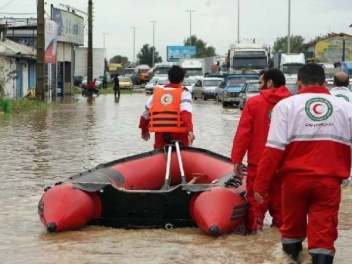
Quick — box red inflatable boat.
[38,144,248,236]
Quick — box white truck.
[273,53,306,77]
[178,58,204,78]
[228,43,268,73]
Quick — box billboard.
[45,19,58,63]
[52,7,84,45]
[167,46,196,62]
[74,47,105,77]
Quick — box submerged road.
[0,93,351,263]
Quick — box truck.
[273,53,305,78]
[227,43,268,74]
[107,63,125,80]
[341,61,352,77]
[133,64,151,85]
[203,56,227,75]
[150,62,174,78]
[178,58,204,79]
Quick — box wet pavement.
[0,93,351,264]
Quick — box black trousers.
[114,87,120,98]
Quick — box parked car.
[154,77,169,88]
[215,74,258,107]
[74,75,84,87]
[238,80,260,110]
[145,76,160,93]
[182,78,193,93]
[192,77,224,100]
[118,76,133,89]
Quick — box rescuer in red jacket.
[139,65,195,149]
[231,68,292,234]
[254,63,352,264]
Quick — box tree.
[272,35,305,54]
[136,44,162,67]
[109,55,130,68]
[184,35,216,58]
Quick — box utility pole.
[36,0,45,101]
[237,0,240,43]
[287,0,291,53]
[132,26,136,64]
[102,32,107,73]
[186,10,195,46]
[88,0,93,83]
[151,21,157,68]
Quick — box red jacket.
[231,86,292,166]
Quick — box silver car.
[145,77,160,93]
[238,80,260,110]
[192,77,224,100]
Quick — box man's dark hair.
[168,65,186,83]
[333,75,349,87]
[263,68,286,87]
[297,63,325,86]
[258,69,265,77]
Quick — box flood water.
[0,93,351,264]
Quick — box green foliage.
[74,87,134,95]
[137,44,162,66]
[0,98,48,114]
[109,55,130,68]
[272,35,305,54]
[184,35,216,58]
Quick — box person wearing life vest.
[230,68,292,235]
[139,65,195,149]
[254,64,352,264]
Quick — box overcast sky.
[1,0,352,62]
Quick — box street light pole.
[132,26,136,64]
[102,32,107,72]
[151,21,157,68]
[288,0,291,53]
[237,0,240,43]
[186,10,195,46]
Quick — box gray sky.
[1,0,352,62]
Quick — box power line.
[0,0,16,11]
[0,12,37,15]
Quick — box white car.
[154,77,169,88]
[148,77,193,94]
[182,78,193,93]
[145,77,160,93]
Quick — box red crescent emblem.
[313,103,323,114]
[313,104,323,115]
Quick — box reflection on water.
[0,94,351,264]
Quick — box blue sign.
[167,46,197,62]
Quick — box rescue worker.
[254,63,352,264]
[330,72,352,185]
[330,71,352,102]
[139,65,195,149]
[230,68,292,235]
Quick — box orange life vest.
[149,86,187,133]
